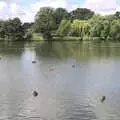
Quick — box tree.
[56,19,71,36]
[9,18,25,40]
[0,20,6,39]
[109,20,120,41]
[100,20,111,40]
[53,8,69,28]
[34,7,56,40]
[0,18,25,41]
[70,19,90,39]
[70,8,94,20]
[89,15,105,38]
[22,22,34,32]
[114,11,120,18]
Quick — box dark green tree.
[0,20,6,39]
[114,11,120,18]
[56,19,71,36]
[53,8,69,28]
[109,20,120,41]
[9,18,25,40]
[34,7,56,40]
[70,8,94,20]
[0,18,25,41]
[22,22,34,32]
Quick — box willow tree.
[56,19,71,36]
[70,19,90,39]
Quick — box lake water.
[0,41,120,120]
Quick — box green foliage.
[0,18,25,41]
[0,7,119,42]
[0,20,6,39]
[70,8,94,20]
[34,7,55,39]
[53,36,82,41]
[89,14,120,41]
[53,8,69,29]
[89,15,110,40]
[114,11,120,18]
[109,20,120,40]
[34,7,63,40]
[24,30,32,40]
[32,33,44,41]
[33,7,120,42]
[22,22,34,32]
[56,19,71,36]
[70,19,90,39]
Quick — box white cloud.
[70,4,80,11]
[82,0,117,15]
[0,0,68,22]
[0,0,119,22]
[31,0,67,12]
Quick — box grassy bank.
[32,33,91,41]
[32,33,44,41]
[31,33,109,42]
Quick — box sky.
[0,0,120,22]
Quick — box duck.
[32,60,36,63]
[72,64,75,68]
[101,96,106,103]
[33,90,38,97]
[49,68,55,72]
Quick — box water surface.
[0,41,120,120]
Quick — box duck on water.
[32,60,37,63]
[101,96,106,103]
[33,91,38,97]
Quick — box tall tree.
[10,18,25,40]
[71,19,90,38]
[56,19,71,36]
[34,7,55,40]
[0,18,25,41]
[0,20,6,39]
[114,11,120,18]
[70,8,94,20]
[109,20,120,41]
[22,22,34,32]
[53,8,69,27]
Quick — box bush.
[43,31,52,40]
[32,33,44,40]
[24,31,32,40]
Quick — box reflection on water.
[0,41,120,120]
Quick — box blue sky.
[17,0,85,6]
[0,0,119,22]
[15,0,120,8]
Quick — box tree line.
[33,7,94,40]
[33,7,120,41]
[0,18,33,41]
[0,7,120,41]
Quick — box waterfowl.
[49,68,55,72]
[72,64,75,68]
[101,96,106,103]
[32,60,36,63]
[33,91,38,97]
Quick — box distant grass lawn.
[32,33,44,41]
[53,36,82,41]
[32,33,91,41]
